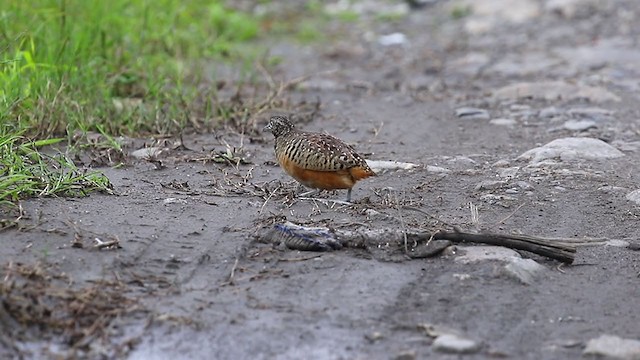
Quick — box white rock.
[626,189,640,205]
[426,165,451,173]
[493,81,621,103]
[454,246,521,264]
[378,32,407,46]
[563,119,597,131]
[490,118,517,126]
[518,137,624,164]
[447,156,477,166]
[605,239,630,248]
[583,334,640,359]
[504,257,546,285]
[366,160,419,172]
[163,198,187,205]
[433,334,481,354]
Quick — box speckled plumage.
[264,115,376,201]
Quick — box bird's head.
[264,115,295,137]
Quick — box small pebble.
[433,334,480,354]
[625,189,640,205]
[583,334,640,359]
[492,159,511,167]
[504,257,546,285]
[475,180,506,191]
[539,106,560,118]
[490,118,517,126]
[563,119,597,131]
[378,32,408,46]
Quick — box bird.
[264,115,376,202]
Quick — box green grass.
[0,0,262,207]
[0,0,260,138]
[0,127,112,209]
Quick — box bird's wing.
[289,132,367,172]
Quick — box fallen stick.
[261,222,577,264]
[431,230,576,264]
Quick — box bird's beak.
[263,123,272,132]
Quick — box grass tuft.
[0,127,112,208]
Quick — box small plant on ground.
[0,128,112,210]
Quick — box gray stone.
[612,140,640,152]
[519,137,624,164]
[498,167,519,179]
[626,190,640,205]
[567,107,615,119]
[475,180,507,191]
[433,334,481,354]
[456,107,490,120]
[504,257,546,285]
[515,181,534,190]
[563,119,597,131]
[446,156,477,167]
[583,334,640,359]
[426,165,451,174]
[492,159,511,167]
[493,81,621,103]
[539,106,560,118]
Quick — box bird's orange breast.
[278,155,375,190]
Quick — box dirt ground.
[2,0,640,359]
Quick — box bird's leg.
[346,188,352,202]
